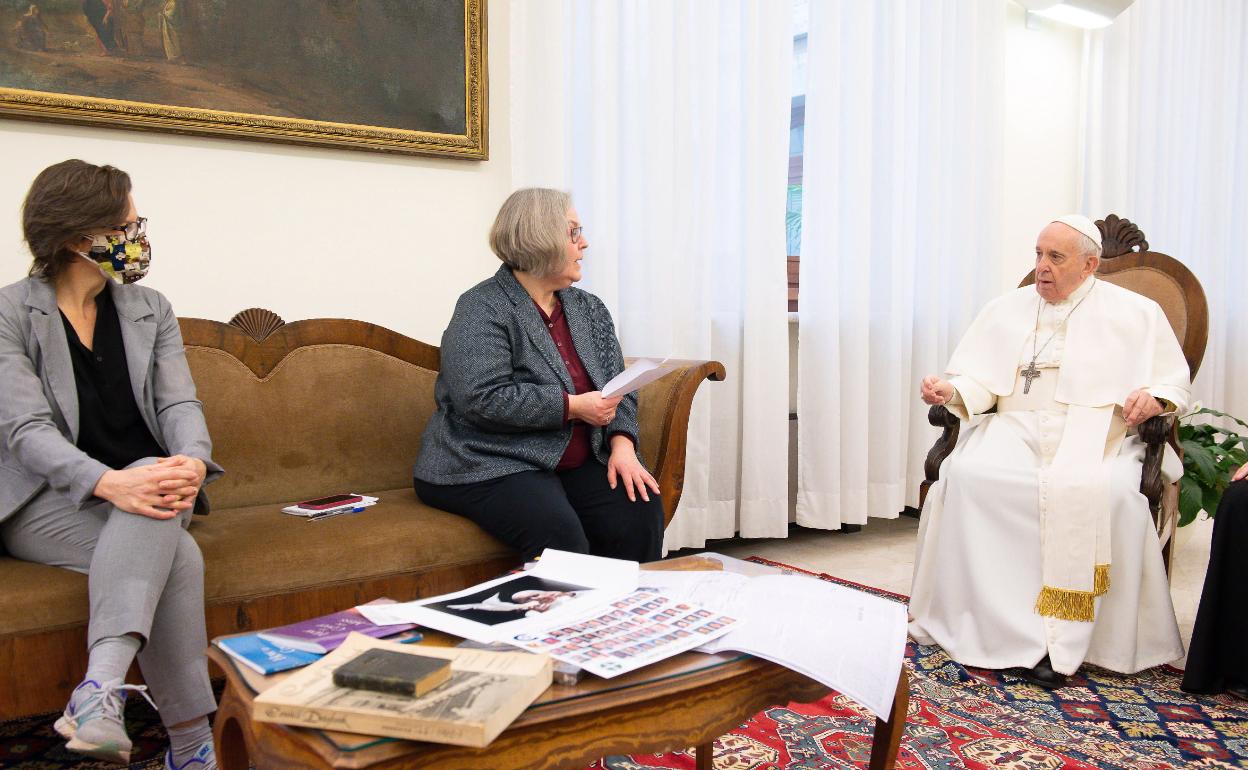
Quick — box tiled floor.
[690,513,1215,668]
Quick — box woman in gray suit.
[414,188,664,563]
[0,160,221,768]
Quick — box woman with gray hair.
[413,188,663,563]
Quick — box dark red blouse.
[535,299,593,470]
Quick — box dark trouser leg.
[557,462,664,562]
[1183,480,1248,693]
[415,472,590,561]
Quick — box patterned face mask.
[77,232,152,285]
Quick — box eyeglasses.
[569,225,584,243]
[109,217,147,241]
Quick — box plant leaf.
[1179,478,1205,524]
[1181,440,1221,484]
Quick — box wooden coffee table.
[210,558,909,770]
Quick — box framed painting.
[0,0,487,159]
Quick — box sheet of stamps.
[506,588,737,678]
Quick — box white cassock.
[909,275,1190,675]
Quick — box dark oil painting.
[0,0,487,158]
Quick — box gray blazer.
[0,276,223,523]
[414,266,640,485]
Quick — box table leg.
[212,682,253,770]
[868,668,910,770]
[694,741,714,770]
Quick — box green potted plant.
[1178,407,1248,526]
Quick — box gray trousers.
[0,460,215,726]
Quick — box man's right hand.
[569,391,624,426]
[920,376,955,406]
[1234,462,1248,483]
[93,463,201,519]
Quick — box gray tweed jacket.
[413,266,639,485]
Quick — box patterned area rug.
[3,557,1246,769]
[589,556,1248,770]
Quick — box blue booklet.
[214,633,323,675]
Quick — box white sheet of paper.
[601,358,679,398]
[355,550,639,644]
[639,570,907,720]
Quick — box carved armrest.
[919,405,962,509]
[1138,413,1177,519]
[634,360,727,527]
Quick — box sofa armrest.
[633,360,727,527]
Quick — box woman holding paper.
[0,161,221,767]
[413,188,663,563]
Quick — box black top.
[61,289,165,470]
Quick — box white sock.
[167,718,214,768]
[84,635,141,685]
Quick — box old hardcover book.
[253,633,552,748]
[332,648,451,697]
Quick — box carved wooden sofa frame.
[0,308,724,719]
[919,215,1209,571]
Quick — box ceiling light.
[1015,0,1134,30]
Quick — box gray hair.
[489,188,572,278]
[1075,232,1102,260]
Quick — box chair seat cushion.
[0,488,514,637]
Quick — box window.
[787,0,807,311]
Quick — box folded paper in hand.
[601,358,679,398]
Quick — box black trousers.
[1182,479,1248,694]
[414,463,664,563]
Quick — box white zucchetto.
[1051,214,1102,249]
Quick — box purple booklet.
[257,600,416,654]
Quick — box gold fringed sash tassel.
[1034,564,1111,622]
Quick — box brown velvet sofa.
[0,308,724,719]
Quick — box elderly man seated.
[909,215,1190,689]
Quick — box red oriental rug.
[587,556,1248,770]
[3,557,1246,769]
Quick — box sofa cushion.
[0,488,514,637]
[184,344,438,509]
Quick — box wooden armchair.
[920,215,1208,572]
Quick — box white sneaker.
[53,678,155,764]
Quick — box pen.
[308,506,366,521]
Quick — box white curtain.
[795,0,1007,528]
[510,1,794,550]
[1079,0,1248,423]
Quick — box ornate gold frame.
[0,0,488,160]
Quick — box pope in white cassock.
[909,215,1190,689]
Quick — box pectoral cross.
[1021,361,1041,394]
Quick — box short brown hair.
[488,188,571,278]
[23,159,132,281]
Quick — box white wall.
[998,2,1085,290]
[0,2,511,345]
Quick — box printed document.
[639,569,907,720]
